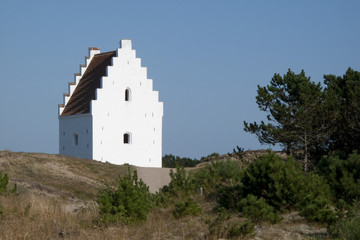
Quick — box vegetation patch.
[97,168,153,224]
[172,197,201,218]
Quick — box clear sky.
[1,1,360,159]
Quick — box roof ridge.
[94,50,116,56]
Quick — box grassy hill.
[0,150,332,240]
[0,150,130,200]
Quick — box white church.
[58,39,163,168]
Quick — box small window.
[125,88,131,101]
[123,133,132,144]
[73,134,78,146]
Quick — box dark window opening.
[124,133,131,144]
[125,88,131,101]
[73,134,78,146]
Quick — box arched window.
[73,134,78,146]
[125,88,131,101]
[123,133,132,144]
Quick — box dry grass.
[0,151,131,201]
[0,151,329,240]
[0,192,212,240]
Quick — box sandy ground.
[135,167,173,193]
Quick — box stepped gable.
[61,51,116,116]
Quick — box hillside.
[0,151,131,200]
[0,151,331,240]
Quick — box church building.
[58,40,163,167]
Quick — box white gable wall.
[59,114,93,159]
[91,40,163,167]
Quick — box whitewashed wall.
[59,114,93,159]
[91,40,163,167]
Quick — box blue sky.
[1,1,360,159]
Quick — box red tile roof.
[61,51,116,116]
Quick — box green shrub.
[0,172,9,194]
[241,152,305,210]
[237,194,281,223]
[161,166,195,197]
[172,197,201,218]
[167,166,193,193]
[296,172,335,223]
[208,207,231,237]
[193,160,243,194]
[216,152,335,223]
[97,168,152,224]
[200,152,220,161]
[162,154,199,168]
[227,221,254,238]
[317,152,360,202]
[216,184,243,210]
[208,207,254,239]
[0,172,16,194]
[156,166,197,207]
[329,202,360,240]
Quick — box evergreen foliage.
[244,68,360,167]
[208,207,254,239]
[216,184,243,210]
[237,194,281,223]
[241,152,304,210]
[192,160,243,194]
[155,165,195,206]
[329,202,360,240]
[296,172,335,223]
[200,152,220,161]
[324,68,360,155]
[227,221,255,238]
[228,146,245,159]
[162,154,199,168]
[172,197,201,218]
[0,171,16,194]
[0,172,9,194]
[166,165,194,195]
[317,152,360,203]
[244,69,328,170]
[97,168,152,224]
[217,152,334,223]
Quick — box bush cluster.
[208,207,254,239]
[328,202,360,240]
[0,172,9,194]
[97,168,152,224]
[172,197,201,218]
[96,151,360,237]
[217,152,335,223]
[317,152,360,203]
[192,160,242,194]
[0,171,16,194]
[237,194,281,223]
[162,154,199,168]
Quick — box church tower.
[58,40,163,167]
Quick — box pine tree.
[244,69,329,170]
[323,68,360,154]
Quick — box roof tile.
[61,51,116,116]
